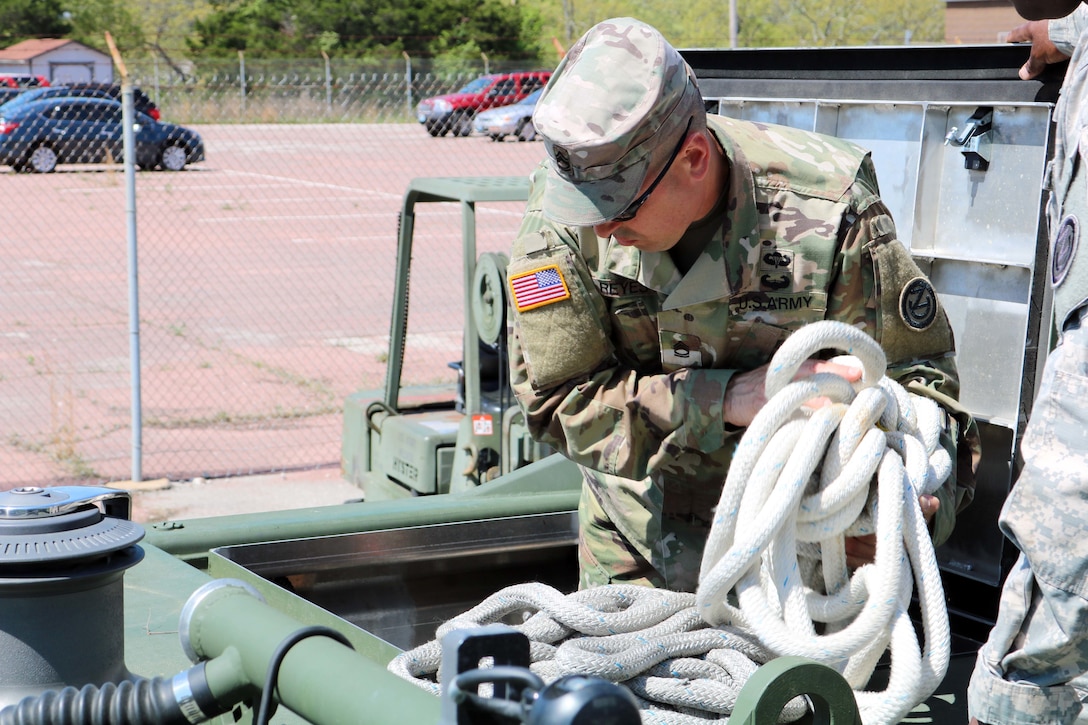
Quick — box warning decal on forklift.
[509,264,571,312]
[472,414,493,436]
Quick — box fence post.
[403,51,412,113]
[322,50,332,114]
[105,31,142,484]
[481,51,489,75]
[239,50,246,117]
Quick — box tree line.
[0,0,944,77]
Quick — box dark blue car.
[0,97,204,173]
[0,85,162,121]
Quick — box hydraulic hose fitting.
[0,663,230,725]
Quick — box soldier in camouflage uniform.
[969,1,1088,723]
[507,17,978,593]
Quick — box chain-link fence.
[1,57,549,486]
[128,56,547,124]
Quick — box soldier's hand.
[723,357,863,429]
[845,494,939,568]
[1007,20,1069,79]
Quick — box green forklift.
[340,176,567,500]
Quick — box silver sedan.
[472,89,542,142]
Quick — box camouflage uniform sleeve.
[827,157,979,546]
[508,164,737,481]
[1048,5,1088,57]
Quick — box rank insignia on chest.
[758,247,794,291]
[509,264,572,312]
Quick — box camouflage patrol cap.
[532,18,704,226]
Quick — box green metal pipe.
[200,648,256,711]
[146,460,580,564]
[181,579,441,725]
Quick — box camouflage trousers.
[968,305,1088,725]
[577,470,713,593]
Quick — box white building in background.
[0,39,113,85]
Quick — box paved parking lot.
[0,123,543,491]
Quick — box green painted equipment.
[341,176,564,501]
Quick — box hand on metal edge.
[1007,19,1070,79]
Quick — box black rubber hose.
[0,677,190,725]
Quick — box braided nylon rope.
[389,320,952,725]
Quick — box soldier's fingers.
[1022,53,1048,79]
[919,494,939,523]
[845,534,877,568]
[800,357,863,382]
[1006,21,1033,44]
[802,395,833,411]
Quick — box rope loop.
[390,321,952,725]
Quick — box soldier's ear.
[682,132,713,183]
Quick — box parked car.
[472,88,543,142]
[0,74,50,89]
[0,97,204,173]
[0,86,113,115]
[415,71,550,137]
[0,74,49,104]
[1,85,163,122]
[64,83,162,121]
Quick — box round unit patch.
[899,277,938,331]
[1052,214,1079,288]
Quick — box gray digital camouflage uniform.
[1048,5,1088,56]
[968,9,1088,723]
[508,111,978,592]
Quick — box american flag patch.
[509,264,571,312]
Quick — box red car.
[0,74,50,89]
[0,74,50,104]
[415,71,551,137]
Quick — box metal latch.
[945,106,993,171]
[439,625,640,724]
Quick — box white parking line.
[198,213,389,223]
[137,195,374,206]
[58,182,300,193]
[220,168,402,199]
[326,332,461,354]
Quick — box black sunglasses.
[610,117,693,223]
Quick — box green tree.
[132,0,214,71]
[189,0,541,61]
[534,0,943,50]
[62,0,211,77]
[0,0,944,74]
[744,0,942,46]
[0,0,71,46]
[66,0,143,54]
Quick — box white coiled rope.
[389,320,953,725]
